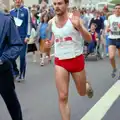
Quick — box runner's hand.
[69,15,82,31]
[45,40,52,48]
[72,10,80,17]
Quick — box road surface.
[0,53,120,120]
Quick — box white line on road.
[81,80,120,120]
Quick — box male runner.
[46,0,94,120]
[106,4,120,78]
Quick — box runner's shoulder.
[108,14,115,19]
[48,16,56,25]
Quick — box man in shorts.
[46,0,94,120]
[106,4,120,78]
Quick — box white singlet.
[108,14,120,39]
[51,18,84,60]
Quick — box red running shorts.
[55,55,85,73]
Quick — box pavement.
[0,53,120,120]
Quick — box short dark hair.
[64,0,69,4]
[115,4,120,7]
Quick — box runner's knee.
[109,54,115,60]
[59,92,68,103]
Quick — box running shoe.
[86,82,94,98]
[111,69,117,78]
[117,71,120,80]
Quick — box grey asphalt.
[0,53,120,120]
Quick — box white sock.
[41,53,46,63]
[33,54,36,62]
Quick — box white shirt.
[108,14,120,39]
[51,18,84,60]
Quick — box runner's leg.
[117,49,120,60]
[71,69,86,96]
[117,47,120,79]
[109,45,117,77]
[71,69,93,98]
[55,65,70,120]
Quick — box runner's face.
[15,0,22,7]
[115,5,120,15]
[53,0,68,16]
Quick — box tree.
[111,0,120,4]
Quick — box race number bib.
[14,17,23,27]
[111,22,120,35]
[55,36,76,60]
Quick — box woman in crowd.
[37,13,51,66]
[27,7,38,62]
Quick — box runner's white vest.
[108,14,120,39]
[51,18,84,60]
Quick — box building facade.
[3,0,10,8]
[3,0,110,10]
[3,0,53,9]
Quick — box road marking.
[81,80,120,120]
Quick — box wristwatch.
[0,59,3,65]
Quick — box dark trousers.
[11,43,27,79]
[11,59,19,76]
[19,44,27,78]
[88,41,97,53]
[0,62,23,120]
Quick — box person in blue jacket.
[10,0,31,81]
[0,6,23,120]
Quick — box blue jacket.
[10,6,31,39]
[0,12,23,63]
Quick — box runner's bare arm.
[106,19,111,33]
[51,34,55,45]
[70,15,92,42]
[78,18,92,42]
[47,19,52,34]
[46,18,55,45]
